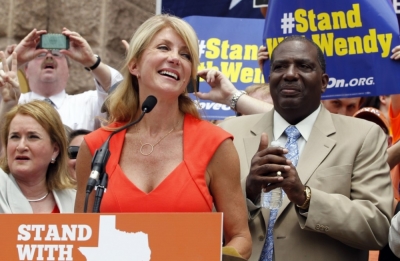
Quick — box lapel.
[240,108,337,221]
[242,112,274,224]
[243,111,274,168]
[277,106,337,218]
[296,107,337,184]
[8,174,33,213]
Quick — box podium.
[0,213,239,261]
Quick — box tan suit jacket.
[219,106,393,261]
[0,169,76,213]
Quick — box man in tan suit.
[213,36,393,261]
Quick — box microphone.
[141,95,157,113]
[84,95,157,212]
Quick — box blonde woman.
[75,14,251,259]
[0,100,76,213]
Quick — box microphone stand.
[93,172,108,213]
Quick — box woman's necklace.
[139,127,175,156]
[27,192,50,202]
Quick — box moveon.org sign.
[327,77,375,88]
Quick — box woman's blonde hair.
[105,14,201,125]
[0,100,76,191]
[244,83,270,96]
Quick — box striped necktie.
[260,125,301,261]
[43,98,55,107]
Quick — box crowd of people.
[0,8,399,261]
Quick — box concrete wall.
[0,0,156,94]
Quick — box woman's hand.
[195,69,239,106]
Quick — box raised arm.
[196,45,272,116]
[1,29,48,70]
[0,51,20,118]
[196,69,272,115]
[61,28,113,92]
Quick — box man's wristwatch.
[229,90,247,111]
[84,54,101,71]
[296,186,311,210]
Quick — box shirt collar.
[273,104,321,141]
[31,91,66,109]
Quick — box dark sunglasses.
[68,146,80,159]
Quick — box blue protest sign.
[263,0,400,99]
[185,16,265,120]
[160,0,266,119]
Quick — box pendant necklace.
[139,127,175,156]
[27,192,50,202]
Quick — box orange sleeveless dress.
[85,114,232,213]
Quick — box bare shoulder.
[208,138,239,172]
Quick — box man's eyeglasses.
[36,49,64,58]
[68,146,79,159]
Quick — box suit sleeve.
[298,124,393,250]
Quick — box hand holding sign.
[391,45,400,60]
[263,0,400,97]
[258,46,269,72]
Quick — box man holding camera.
[0,28,122,131]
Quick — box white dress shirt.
[19,66,123,131]
[247,105,322,210]
[273,105,321,217]
[273,104,321,155]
